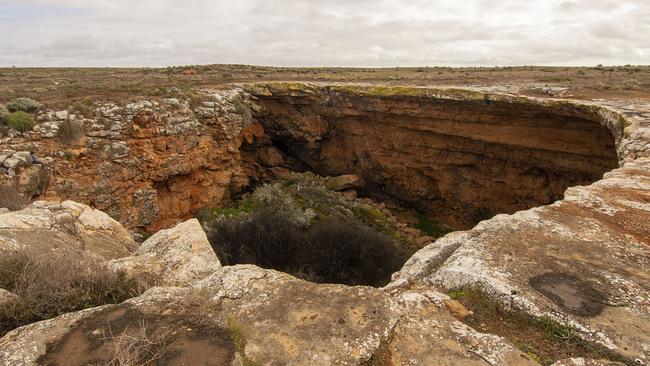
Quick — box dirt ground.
[1,64,649,109]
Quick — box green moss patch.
[448,287,635,365]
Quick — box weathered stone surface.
[392,158,650,361]
[325,174,362,191]
[0,305,111,366]
[0,200,136,260]
[13,164,49,200]
[109,218,221,286]
[1,91,250,233]
[0,266,538,366]
[245,83,622,228]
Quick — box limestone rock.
[0,150,15,165]
[325,174,362,191]
[109,218,221,286]
[0,305,111,366]
[392,159,650,362]
[551,359,626,366]
[0,200,136,260]
[246,83,623,229]
[0,266,538,366]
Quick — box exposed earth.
[0,66,648,365]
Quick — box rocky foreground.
[0,84,648,365]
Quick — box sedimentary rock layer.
[245,84,620,227]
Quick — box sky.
[0,0,648,67]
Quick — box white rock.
[110,219,221,286]
[2,157,26,170]
[54,110,69,120]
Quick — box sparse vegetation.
[70,97,95,117]
[448,287,635,365]
[0,104,9,123]
[227,318,261,366]
[0,249,146,337]
[208,207,403,286]
[414,212,453,237]
[2,65,649,111]
[6,111,36,132]
[202,173,413,286]
[103,320,172,366]
[620,78,641,90]
[6,97,40,113]
[0,186,29,211]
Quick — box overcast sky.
[0,0,648,67]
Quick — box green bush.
[6,111,36,132]
[207,207,405,286]
[6,97,40,113]
[0,104,9,123]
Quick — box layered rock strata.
[244,84,621,227]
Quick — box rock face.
[245,84,621,228]
[0,266,535,366]
[0,150,49,202]
[2,91,251,233]
[0,200,136,260]
[391,159,650,361]
[0,83,629,233]
[389,97,650,362]
[109,218,221,286]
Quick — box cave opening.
[203,84,620,286]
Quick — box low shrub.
[6,97,40,113]
[0,249,144,337]
[0,186,28,211]
[6,111,36,132]
[620,79,641,90]
[0,104,9,123]
[207,207,405,286]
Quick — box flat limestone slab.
[393,98,650,362]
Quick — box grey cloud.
[0,0,648,67]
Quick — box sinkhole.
[203,84,620,287]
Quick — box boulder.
[109,218,221,286]
[325,174,362,191]
[0,200,136,260]
[0,150,15,166]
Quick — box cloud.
[0,0,648,66]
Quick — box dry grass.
[0,249,146,337]
[0,186,29,211]
[103,320,172,366]
[1,65,648,110]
